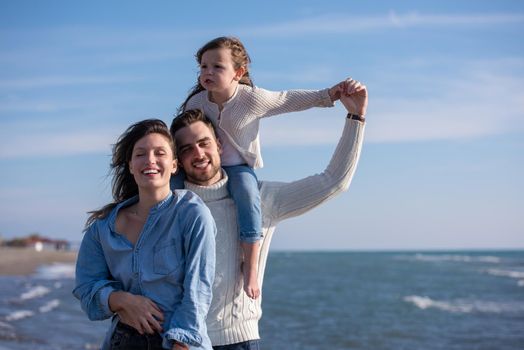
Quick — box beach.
[0,247,77,276]
[0,250,523,349]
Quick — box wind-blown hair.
[178,36,253,113]
[85,119,175,229]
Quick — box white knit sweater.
[185,85,334,168]
[184,118,365,346]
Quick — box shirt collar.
[108,191,174,230]
[206,85,240,108]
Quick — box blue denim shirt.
[73,190,216,349]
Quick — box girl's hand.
[340,78,368,116]
[109,291,164,335]
[328,80,346,102]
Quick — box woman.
[73,119,215,350]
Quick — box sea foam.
[0,320,16,340]
[19,286,50,300]
[39,299,60,313]
[5,310,34,322]
[408,254,501,263]
[404,295,524,314]
[34,263,75,280]
[486,268,524,279]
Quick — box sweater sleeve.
[248,86,334,119]
[261,118,365,223]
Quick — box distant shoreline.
[0,247,77,276]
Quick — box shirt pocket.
[153,241,183,275]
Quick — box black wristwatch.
[347,113,365,122]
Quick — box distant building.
[1,234,71,251]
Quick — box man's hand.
[109,291,164,335]
[340,78,368,116]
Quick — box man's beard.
[185,162,221,185]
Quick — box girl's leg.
[223,165,262,241]
[240,241,261,299]
[224,165,262,299]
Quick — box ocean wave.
[3,299,61,324]
[5,310,34,321]
[404,254,501,264]
[0,321,16,340]
[34,263,75,280]
[38,299,60,313]
[19,286,50,300]
[404,295,524,314]
[486,268,524,279]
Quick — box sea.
[0,251,523,350]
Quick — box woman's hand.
[340,78,368,116]
[172,341,189,350]
[109,291,164,335]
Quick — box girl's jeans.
[171,165,262,243]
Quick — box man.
[170,79,367,350]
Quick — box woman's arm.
[163,199,216,349]
[72,223,123,320]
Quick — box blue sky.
[0,0,523,250]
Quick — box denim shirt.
[73,190,216,349]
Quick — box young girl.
[74,119,215,350]
[177,36,347,299]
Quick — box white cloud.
[240,12,524,37]
[256,66,339,85]
[367,66,524,143]
[260,109,344,146]
[0,75,143,90]
[260,59,524,145]
[0,127,119,158]
[3,58,521,157]
[0,97,96,113]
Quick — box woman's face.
[128,133,176,193]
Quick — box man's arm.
[262,79,367,222]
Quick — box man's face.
[174,121,222,186]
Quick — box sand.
[0,247,77,276]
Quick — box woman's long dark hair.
[85,119,175,229]
[178,36,254,113]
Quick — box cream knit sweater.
[184,118,365,346]
[185,85,334,169]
